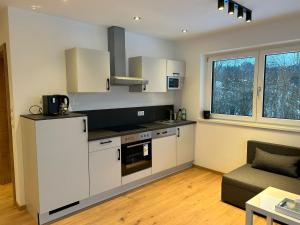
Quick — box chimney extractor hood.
[108,26,149,86]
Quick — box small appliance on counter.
[42,95,70,116]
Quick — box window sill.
[197,118,300,133]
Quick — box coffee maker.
[42,95,69,116]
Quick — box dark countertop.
[88,120,196,141]
[21,113,86,121]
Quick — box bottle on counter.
[181,108,187,121]
[177,109,182,120]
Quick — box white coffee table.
[246,187,300,225]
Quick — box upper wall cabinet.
[129,56,167,93]
[166,59,186,77]
[65,48,110,93]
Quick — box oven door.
[167,76,180,90]
[121,139,152,176]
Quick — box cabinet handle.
[162,131,168,134]
[100,140,112,145]
[177,128,180,138]
[143,85,146,91]
[118,149,121,161]
[106,78,110,91]
[83,119,87,133]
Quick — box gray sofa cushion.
[223,164,300,195]
[252,148,300,178]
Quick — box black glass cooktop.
[107,125,146,132]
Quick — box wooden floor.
[0,167,270,225]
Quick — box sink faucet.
[169,109,173,121]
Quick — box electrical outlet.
[137,111,145,117]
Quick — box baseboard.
[16,202,26,210]
[193,164,224,175]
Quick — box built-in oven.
[121,132,152,176]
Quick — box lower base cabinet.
[89,147,121,196]
[152,135,177,174]
[177,124,195,165]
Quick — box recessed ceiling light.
[133,16,142,21]
[181,29,188,33]
[31,5,42,10]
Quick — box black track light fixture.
[218,0,225,11]
[217,0,253,22]
[228,1,234,15]
[246,10,252,22]
[237,5,244,19]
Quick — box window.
[211,57,255,117]
[207,44,300,126]
[263,51,300,120]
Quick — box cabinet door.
[66,48,110,93]
[36,117,89,213]
[143,57,167,92]
[129,57,167,93]
[167,60,186,77]
[152,135,177,174]
[89,147,121,196]
[177,125,195,165]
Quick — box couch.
[221,140,300,209]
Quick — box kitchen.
[2,2,300,225]
[20,25,195,224]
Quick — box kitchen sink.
[156,120,178,125]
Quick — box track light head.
[228,1,235,15]
[218,0,225,11]
[237,5,244,19]
[246,10,252,22]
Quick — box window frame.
[206,51,259,122]
[256,45,300,127]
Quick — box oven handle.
[126,141,151,149]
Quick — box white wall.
[177,14,300,173]
[6,7,178,205]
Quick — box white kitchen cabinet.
[65,48,110,93]
[129,56,167,92]
[152,135,177,174]
[166,59,186,77]
[176,124,195,165]
[22,115,89,218]
[89,146,121,196]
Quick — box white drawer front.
[89,137,121,153]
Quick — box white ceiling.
[1,0,300,40]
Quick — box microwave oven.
[167,76,182,90]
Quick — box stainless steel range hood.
[108,26,148,86]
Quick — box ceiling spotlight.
[181,29,188,33]
[133,16,142,21]
[237,5,244,19]
[217,0,253,23]
[228,1,235,15]
[31,5,42,10]
[218,0,225,11]
[246,10,252,22]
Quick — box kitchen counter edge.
[21,113,87,121]
[88,120,196,141]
